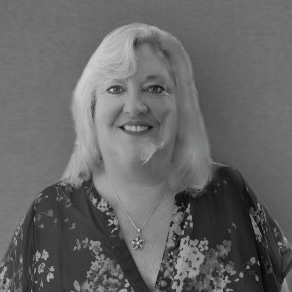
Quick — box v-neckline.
[86,179,190,291]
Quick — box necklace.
[106,177,165,251]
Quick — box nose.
[123,89,148,116]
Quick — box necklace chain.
[106,176,165,250]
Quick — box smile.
[122,125,150,132]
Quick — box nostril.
[123,103,148,115]
[138,104,148,113]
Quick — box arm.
[238,170,292,291]
[282,279,290,292]
[0,204,34,291]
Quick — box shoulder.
[32,180,90,223]
[205,162,245,194]
[193,162,251,207]
[211,162,242,186]
[30,179,94,240]
[33,180,74,209]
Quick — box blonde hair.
[62,23,212,194]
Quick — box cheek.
[154,98,178,125]
[94,98,121,128]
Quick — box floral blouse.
[1,165,292,292]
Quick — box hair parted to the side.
[62,23,212,195]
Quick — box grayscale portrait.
[0,2,291,291]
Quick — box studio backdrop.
[0,0,291,286]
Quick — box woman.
[0,23,291,292]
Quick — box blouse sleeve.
[0,203,35,291]
[240,173,292,287]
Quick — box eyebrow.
[144,74,173,84]
[107,78,127,83]
[105,74,173,85]
[145,75,163,81]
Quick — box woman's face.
[94,43,178,167]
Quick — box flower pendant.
[132,229,145,250]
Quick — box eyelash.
[106,86,125,94]
[145,85,166,95]
[106,85,167,95]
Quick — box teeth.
[123,125,149,132]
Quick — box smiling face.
[94,43,178,169]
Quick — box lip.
[118,121,154,136]
[119,127,152,136]
[119,120,153,127]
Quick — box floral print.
[32,249,55,290]
[90,195,120,235]
[156,202,262,292]
[0,165,291,291]
[71,238,130,292]
[0,217,25,292]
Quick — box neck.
[101,150,172,189]
[92,159,173,210]
[91,157,177,236]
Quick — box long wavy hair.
[62,23,212,194]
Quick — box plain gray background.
[1,0,292,287]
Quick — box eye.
[106,85,125,95]
[145,85,167,95]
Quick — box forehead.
[97,43,175,87]
[134,44,174,83]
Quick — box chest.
[116,207,172,291]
